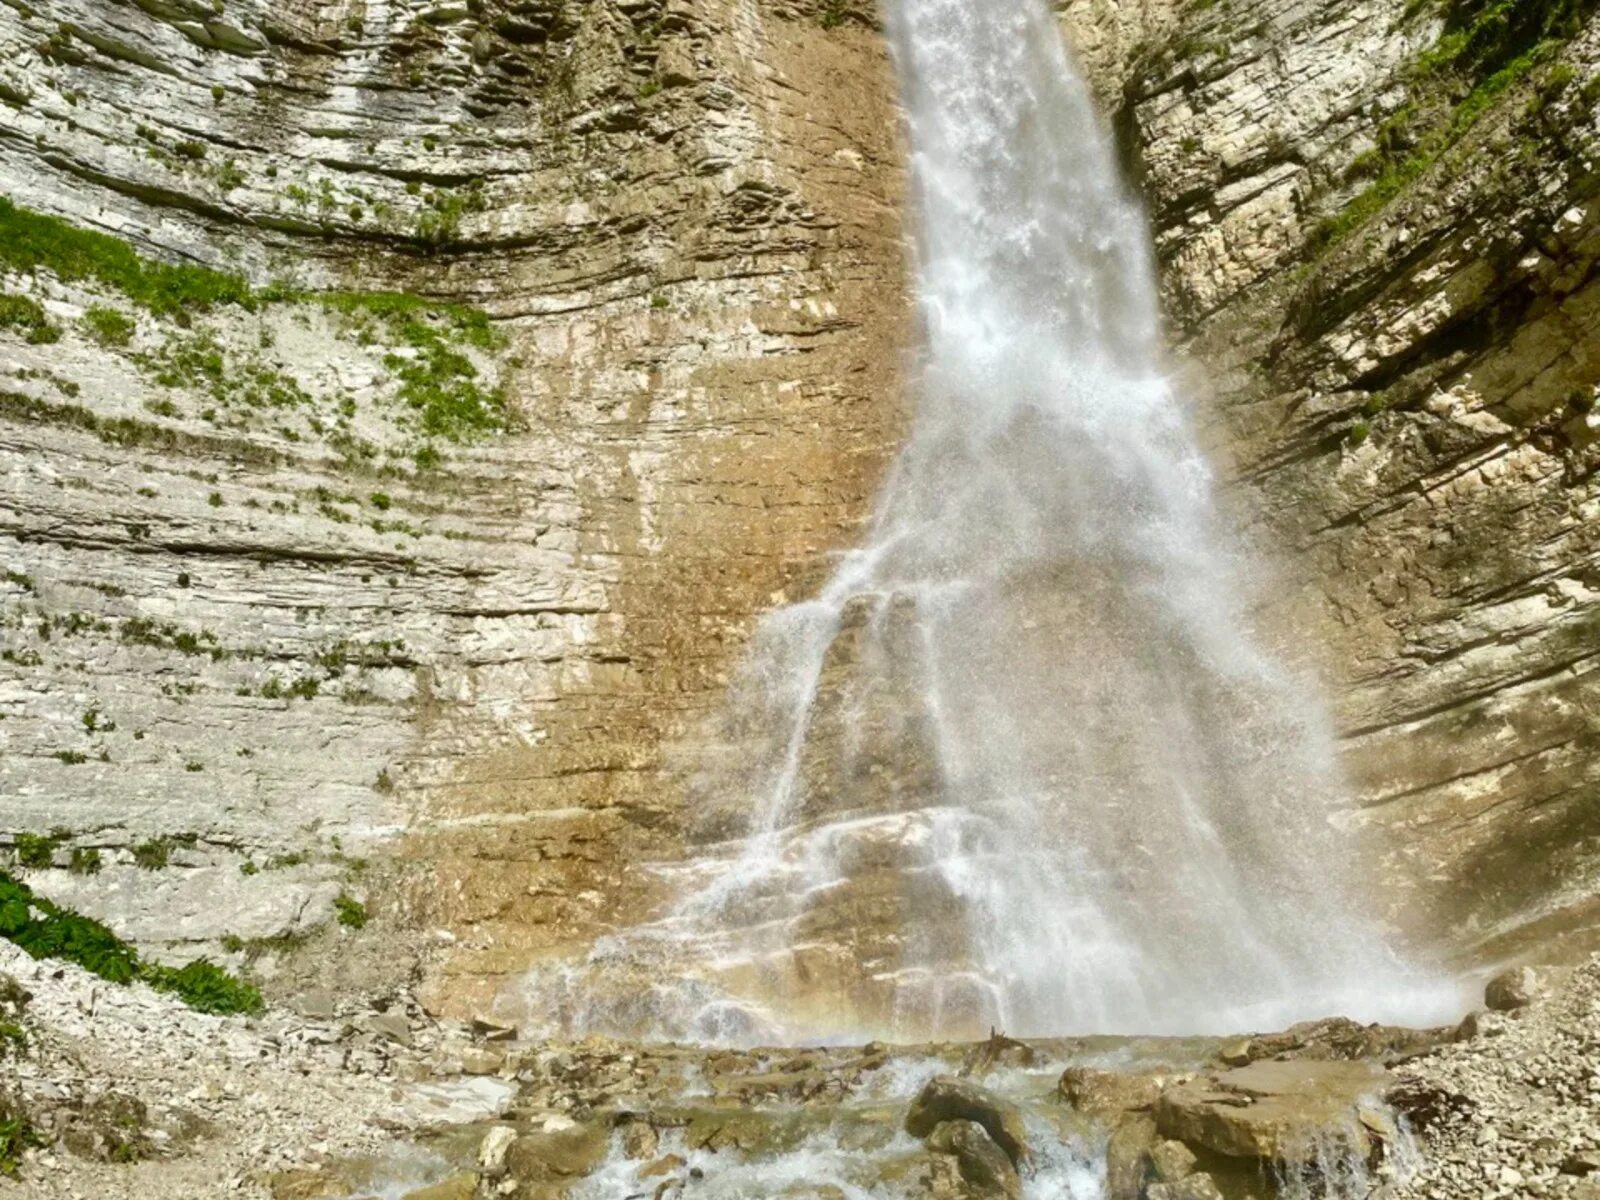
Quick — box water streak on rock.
[514,0,1453,1045]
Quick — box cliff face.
[3,0,1598,1019]
[0,0,907,1013]
[1094,0,1600,969]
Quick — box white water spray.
[515,0,1454,1044]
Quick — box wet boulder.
[1155,1060,1393,1161]
[400,1174,477,1200]
[1147,1174,1224,1200]
[1485,965,1543,1012]
[1058,1066,1164,1118]
[927,1119,1021,1200]
[906,1076,1030,1169]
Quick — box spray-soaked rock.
[906,1076,1031,1169]
[1155,1060,1393,1161]
[927,1119,1022,1200]
[1147,1173,1224,1200]
[1058,1066,1164,1117]
[1484,965,1544,1012]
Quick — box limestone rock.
[906,1076,1030,1169]
[400,1175,477,1200]
[1147,1174,1224,1200]
[1155,1060,1393,1161]
[1484,965,1542,1012]
[477,1125,517,1177]
[1149,1138,1197,1182]
[504,1121,609,1182]
[1058,1066,1163,1117]
[1104,1115,1158,1200]
[927,1119,1021,1200]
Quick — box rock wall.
[6,0,1600,1020]
[1080,0,1600,970]
[0,0,908,1013]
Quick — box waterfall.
[513,0,1452,1045]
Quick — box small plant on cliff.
[12,835,57,870]
[1313,0,1599,253]
[819,0,848,29]
[334,892,368,929]
[68,847,101,876]
[0,1094,40,1178]
[0,294,60,344]
[82,304,135,346]
[131,839,171,870]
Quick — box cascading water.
[513,0,1454,1046]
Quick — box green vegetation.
[82,304,135,346]
[68,847,102,876]
[0,198,514,454]
[819,0,848,29]
[0,871,263,1015]
[0,294,60,344]
[131,837,174,870]
[12,834,58,870]
[334,892,368,929]
[0,197,252,316]
[0,1097,39,1178]
[1312,0,1596,252]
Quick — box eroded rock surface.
[1066,0,1600,968]
[0,0,908,1014]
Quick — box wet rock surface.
[1156,1059,1394,1160]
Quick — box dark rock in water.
[1156,1060,1392,1161]
[906,1075,1031,1169]
[1485,965,1542,1012]
[928,1119,1022,1200]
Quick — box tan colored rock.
[1058,1066,1164,1117]
[477,1125,517,1178]
[1148,1174,1224,1200]
[400,1175,477,1200]
[505,1122,609,1181]
[1149,1138,1198,1181]
[1103,1116,1157,1200]
[1155,1060,1392,1161]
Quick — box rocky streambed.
[3,944,1599,1200]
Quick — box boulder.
[1058,1066,1163,1117]
[476,1125,516,1177]
[906,1076,1030,1169]
[400,1174,477,1200]
[505,1121,609,1181]
[1150,1138,1198,1181]
[927,1119,1021,1200]
[1104,1115,1157,1200]
[1484,965,1542,1012]
[1155,1060,1392,1161]
[1148,1174,1224,1200]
